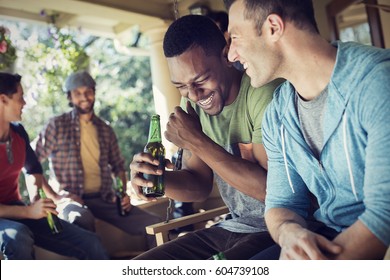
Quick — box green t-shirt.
[181,75,283,233]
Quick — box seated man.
[34,71,161,249]
[0,72,108,259]
[130,15,283,260]
[225,0,390,259]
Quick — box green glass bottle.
[114,177,128,216]
[142,114,165,197]
[212,252,227,260]
[38,188,63,234]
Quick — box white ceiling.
[0,0,225,38]
[2,0,382,42]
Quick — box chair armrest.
[145,205,229,246]
[385,246,390,260]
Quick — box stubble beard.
[75,102,94,115]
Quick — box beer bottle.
[212,252,227,260]
[38,188,63,234]
[142,114,165,197]
[114,177,128,216]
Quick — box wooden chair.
[145,205,229,246]
[144,175,228,246]
[385,246,390,260]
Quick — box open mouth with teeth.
[198,93,215,107]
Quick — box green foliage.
[1,18,155,176]
[0,26,17,70]
[88,38,155,168]
[23,26,91,134]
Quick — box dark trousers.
[250,223,339,260]
[134,226,275,260]
[59,195,162,249]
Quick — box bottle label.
[142,155,165,197]
[149,126,161,142]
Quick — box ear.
[0,93,9,105]
[264,14,284,42]
[221,44,234,68]
[67,92,72,101]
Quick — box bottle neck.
[116,178,123,193]
[38,188,47,199]
[147,117,162,143]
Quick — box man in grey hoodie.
[225,0,390,259]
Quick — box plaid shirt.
[35,109,125,202]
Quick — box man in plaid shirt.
[35,71,161,251]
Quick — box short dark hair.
[207,11,229,33]
[163,15,227,58]
[224,0,319,35]
[0,72,22,97]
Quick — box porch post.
[145,25,181,159]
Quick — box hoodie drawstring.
[280,115,357,200]
[280,125,295,193]
[342,113,359,201]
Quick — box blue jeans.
[0,217,108,260]
[0,219,34,259]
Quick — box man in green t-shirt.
[130,15,283,260]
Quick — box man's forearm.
[267,208,387,259]
[0,204,31,219]
[265,208,308,244]
[164,169,213,202]
[331,220,387,259]
[190,138,267,201]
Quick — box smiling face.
[227,0,281,88]
[167,45,233,116]
[68,86,95,115]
